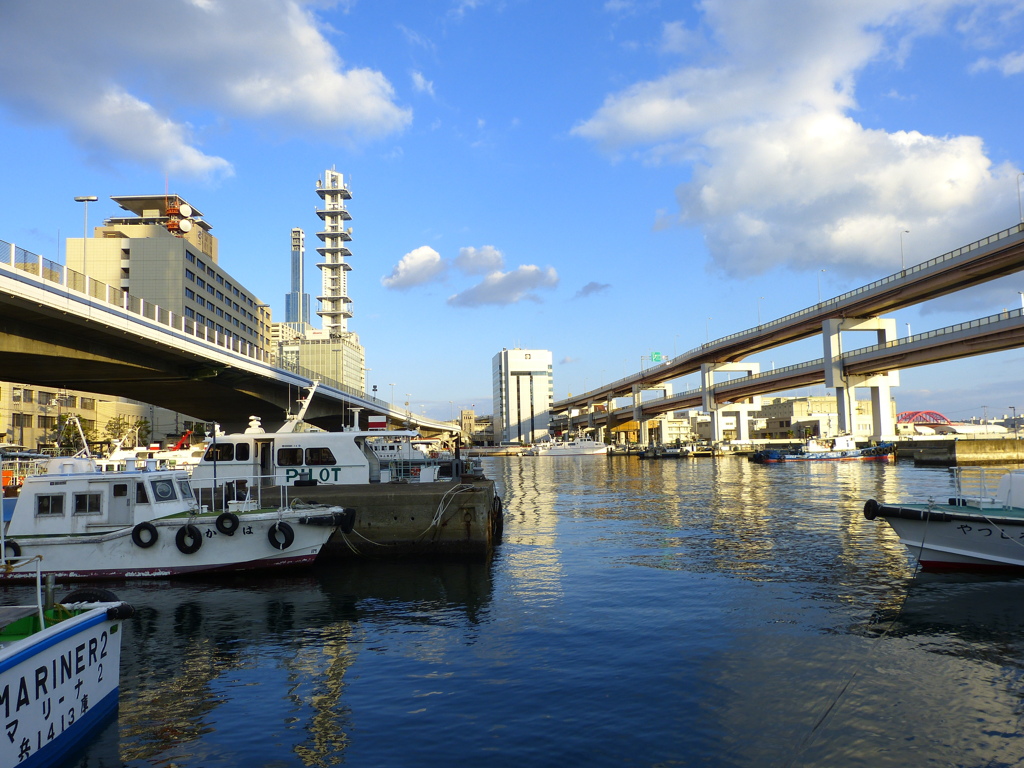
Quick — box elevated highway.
[556,222,1024,414]
[571,306,1024,431]
[0,241,455,434]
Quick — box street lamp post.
[705,317,712,342]
[757,296,764,326]
[817,270,825,303]
[74,195,98,288]
[900,229,909,273]
[1012,406,1019,439]
[389,383,396,406]
[1017,172,1024,223]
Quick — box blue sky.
[1,0,1023,422]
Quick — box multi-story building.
[65,195,272,354]
[284,227,311,327]
[0,383,201,452]
[753,395,896,439]
[492,348,553,444]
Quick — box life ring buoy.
[131,521,158,548]
[267,521,295,550]
[175,524,202,555]
[216,512,240,536]
[2,539,21,559]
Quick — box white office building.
[492,348,552,444]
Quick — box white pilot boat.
[190,384,472,490]
[0,419,347,581]
[864,467,1024,570]
[0,560,133,767]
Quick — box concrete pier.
[271,475,502,560]
[909,438,1024,466]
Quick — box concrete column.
[701,362,761,443]
[822,317,899,439]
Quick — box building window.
[185,251,195,263]
[37,415,56,430]
[80,398,95,410]
[196,277,206,289]
[185,288,195,300]
[22,390,33,404]
[197,259,206,272]
[186,269,195,281]
[184,308,195,319]
[196,313,206,324]
[11,413,31,427]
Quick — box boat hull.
[0,604,125,768]
[1,510,341,581]
[751,446,895,463]
[865,500,1024,570]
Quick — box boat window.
[235,443,250,461]
[73,492,102,515]
[205,443,235,462]
[136,482,149,504]
[177,478,194,499]
[113,484,128,497]
[150,478,177,502]
[36,494,64,516]
[278,448,303,466]
[305,447,336,466]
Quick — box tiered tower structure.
[314,169,353,336]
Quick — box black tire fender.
[267,521,295,550]
[62,587,119,604]
[1,539,21,560]
[175,524,203,555]
[131,521,158,548]
[216,512,240,536]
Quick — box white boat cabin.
[189,416,434,488]
[6,457,198,538]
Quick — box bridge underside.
[0,304,337,432]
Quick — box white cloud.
[971,51,1024,74]
[412,71,436,96]
[0,0,410,178]
[447,266,559,307]
[454,245,505,275]
[381,246,446,289]
[572,0,1022,278]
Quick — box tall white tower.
[315,169,353,336]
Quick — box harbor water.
[18,456,1024,767]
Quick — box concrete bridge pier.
[701,362,761,442]
[822,317,899,440]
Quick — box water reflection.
[33,455,1024,767]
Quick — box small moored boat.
[0,419,347,581]
[749,435,895,463]
[524,435,609,456]
[0,559,133,767]
[864,466,1024,570]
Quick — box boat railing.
[953,466,1006,506]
